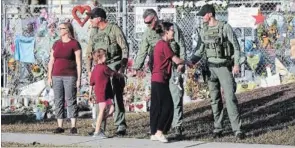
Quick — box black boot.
[236,132,246,140]
[175,126,184,136]
[115,126,127,136]
[213,132,223,138]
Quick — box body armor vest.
[91,23,122,63]
[201,22,234,59]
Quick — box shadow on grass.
[1,114,57,125]
[241,94,295,136]
[176,84,295,141]
[1,111,93,125]
[2,83,295,145]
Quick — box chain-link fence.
[1,0,295,102]
[1,2,120,102]
[126,0,295,90]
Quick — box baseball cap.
[86,7,107,19]
[197,4,215,16]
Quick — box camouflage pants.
[169,67,184,128]
[207,66,242,134]
[108,61,127,130]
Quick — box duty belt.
[208,62,230,68]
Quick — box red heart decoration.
[136,104,144,109]
[72,5,91,27]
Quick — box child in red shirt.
[88,49,125,138]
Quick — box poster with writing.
[228,6,259,28]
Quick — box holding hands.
[130,70,146,78]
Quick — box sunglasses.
[144,16,155,24]
[90,15,100,19]
[144,20,153,24]
[58,27,66,30]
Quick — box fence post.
[241,28,246,77]
[117,1,121,27]
[122,0,127,36]
[2,1,7,87]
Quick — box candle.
[24,98,29,107]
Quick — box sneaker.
[154,134,168,143]
[53,127,64,134]
[88,128,104,136]
[70,127,78,134]
[150,135,157,141]
[93,131,107,139]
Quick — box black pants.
[150,81,174,135]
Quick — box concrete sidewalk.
[1,133,294,148]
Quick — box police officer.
[132,9,186,136]
[86,7,129,135]
[190,4,245,139]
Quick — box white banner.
[228,6,259,28]
[135,7,157,33]
[19,80,46,96]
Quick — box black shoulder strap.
[218,21,227,43]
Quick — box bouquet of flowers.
[34,99,50,120]
[184,66,209,100]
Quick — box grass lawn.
[2,83,295,146]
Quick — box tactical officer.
[190,4,245,139]
[86,7,129,135]
[132,9,186,136]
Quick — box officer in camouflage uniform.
[132,9,186,136]
[86,8,129,135]
[190,4,245,139]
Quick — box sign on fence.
[135,6,157,33]
[160,8,176,22]
[228,6,259,28]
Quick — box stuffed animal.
[262,31,270,48]
[268,20,279,42]
[8,58,16,71]
[32,64,41,73]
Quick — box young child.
[89,49,125,138]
